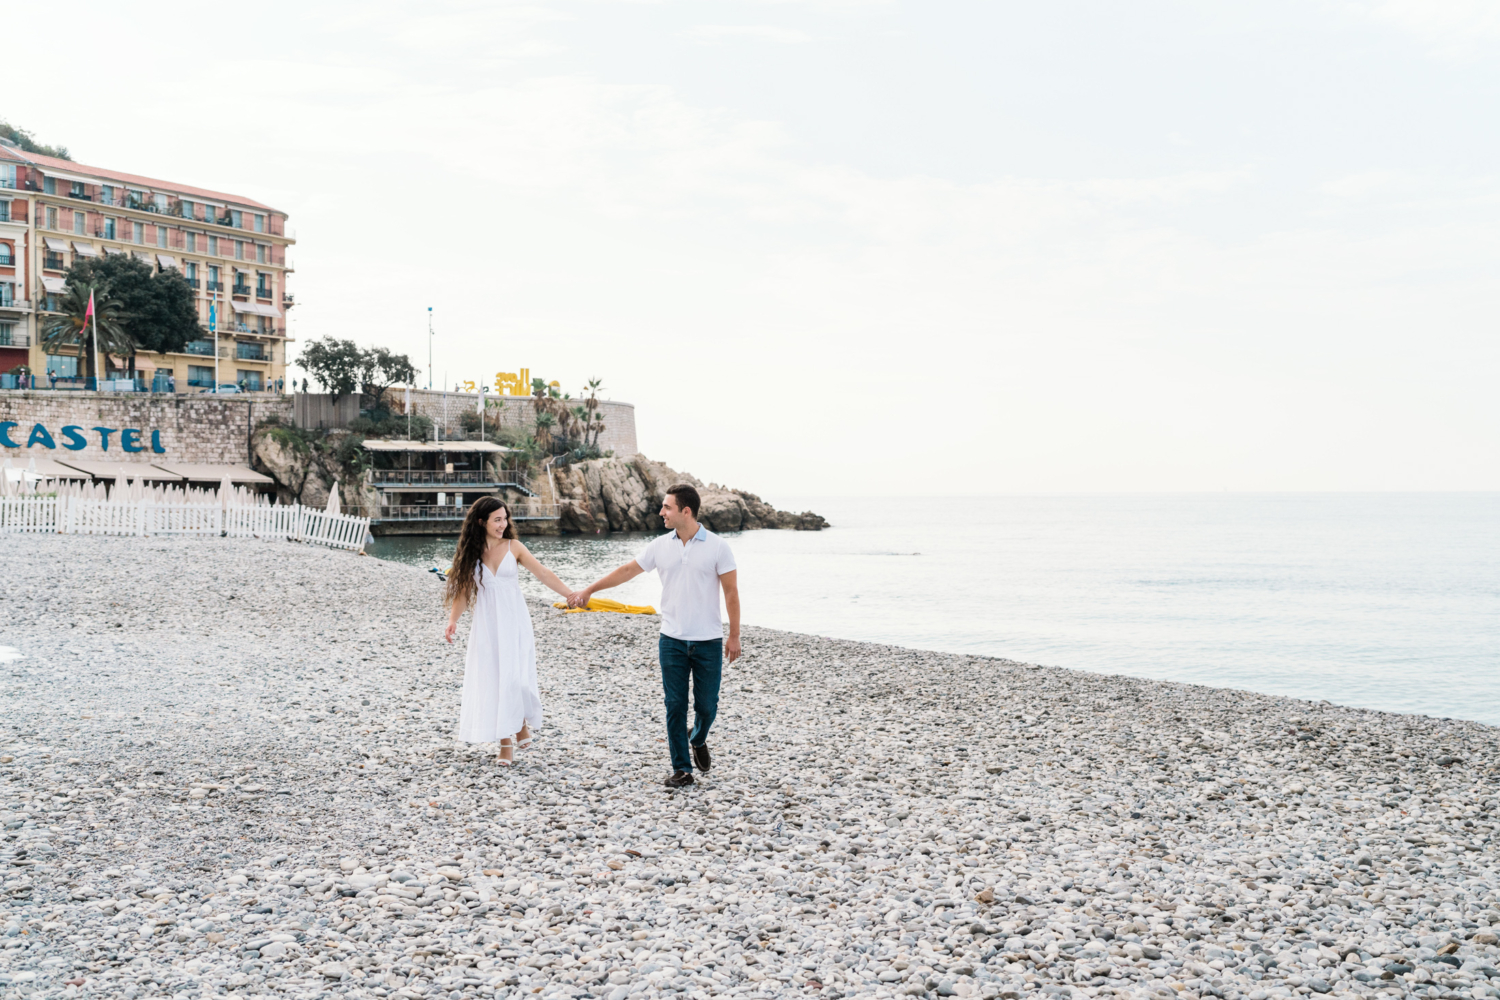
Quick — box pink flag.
[85,290,96,320]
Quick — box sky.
[8,0,1500,497]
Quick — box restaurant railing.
[370,469,530,488]
[378,503,560,521]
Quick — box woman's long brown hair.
[445,495,515,609]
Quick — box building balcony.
[66,191,94,202]
[185,278,201,289]
[231,284,252,297]
[256,288,273,300]
[235,343,269,361]
[0,254,12,267]
[206,280,223,292]
[43,255,66,271]
[183,340,216,356]
[0,299,31,314]
[0,328,30,347]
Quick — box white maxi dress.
[457,545,543,743]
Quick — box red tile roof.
[0,145,281,214]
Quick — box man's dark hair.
[665,484,701,519]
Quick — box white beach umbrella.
[26,455,37,475]
[219,474,234,510]
[325,479,341,516]
[109,474,125,503]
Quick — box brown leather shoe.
[664,770,694,788]
[691,743,711,772]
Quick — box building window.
[0,201,9,223]
[46,206,58,229]
[0,164,15,189]
[254,214,264,233]
[44,249,65,271]
[100,185,114,206]
[0,244,11,266]
[255,244,266,264]
[180,199,193,219]
[235,241,244,261]
[208,264,221,291]
[231,209,243,229]
[44,295,59,312]
[208,235,218,256]
[188,365,214,388]
[185,232,196,252]
[0,286,13,310]
[46,355,79,377]
[43,176,56,195]
[74,210,86,235]
[102,217,115,239]
[70,181,85,198]
[158,227,168,249]
[133,221,143,243]
[237,370,262,391]
[185,261,198,283]
[0,321,14,344]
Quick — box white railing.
[0,495,369,552]
[0,496,60,533]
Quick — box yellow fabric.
[551,597,657,615]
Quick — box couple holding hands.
[443,484,739,786]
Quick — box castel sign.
[0,421,168,454]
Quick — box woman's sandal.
[497,739,515,767]
[516,728,534,751]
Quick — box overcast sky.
[11,1,1500,496]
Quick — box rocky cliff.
[552,454,828,534]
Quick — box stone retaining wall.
[402,389,638,456]
[0,390,292,464]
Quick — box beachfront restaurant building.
[360,440,557,535]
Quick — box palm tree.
[39,281,133,382]
[534,411,556,452]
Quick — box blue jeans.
[659,635,722,774]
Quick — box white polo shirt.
[635,524,737,641]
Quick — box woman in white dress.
[444,496,577,765]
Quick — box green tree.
[297,337,364,403]
[39,282,131,382]
[64,254,202,357]
[359,346,418,411]
[0,120,69,160]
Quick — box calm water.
[369,494,1500,726]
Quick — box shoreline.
[0,535,1497,1000]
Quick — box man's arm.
[720,569,740,662]
[568,559,646,607]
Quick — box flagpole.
[89,290,100,391]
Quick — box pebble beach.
[1,536,1498,1000]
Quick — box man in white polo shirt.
[569,484,740,788]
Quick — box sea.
[367,494,1500,727]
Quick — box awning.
[72,242,98,257]
[156,254,178,269]
[44,237,70,252]
[132,251,153,263]
[4,456,92,480]
[149,462,274,484]
[40,275,66,293]
[53,459,184,481]
[233,300,282,318]
[40,168,102,188]
[107,355,156,371]
[360,440,512,453]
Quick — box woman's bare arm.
[512,541,578,600]
[444,591,467,644]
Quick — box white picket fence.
[0,494,369,552]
